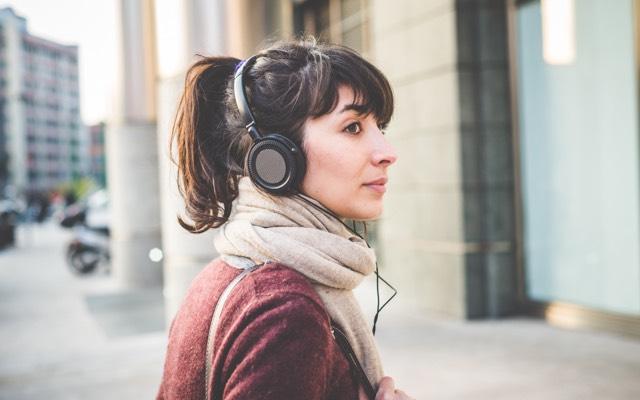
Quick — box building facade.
[0,7,82,198]
[113,0,640,337]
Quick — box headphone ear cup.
[247,134,306,195]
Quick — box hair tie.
[234,59,246,73]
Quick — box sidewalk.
[369,299,640,399]
[0,222,166,399]
[356,277,640,399]
[1,222,639,399]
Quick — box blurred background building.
[143,0,640,338]
[0,7,85,199]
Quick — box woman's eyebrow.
[339,103,368,114]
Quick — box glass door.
[515,0,640,315]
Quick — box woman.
[157,38,413,400]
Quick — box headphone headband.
[233,55,261,141]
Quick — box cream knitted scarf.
[213,176,384,387]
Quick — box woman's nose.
[372,131,397,166]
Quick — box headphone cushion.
[247,134,306,195]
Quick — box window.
[293,0,370,54]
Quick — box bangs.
[245,41,393,140]
[307,46,394,126]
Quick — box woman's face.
[300,86,398,220]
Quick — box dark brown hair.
[171,38,394,233]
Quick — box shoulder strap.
[330,322,377,400]
[204,263,263,400]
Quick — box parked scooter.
[59,190,110,275]
[65,225,110,274]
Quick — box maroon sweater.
[156,258,360,400]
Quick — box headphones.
[233,55,306,196]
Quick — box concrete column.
[371,0,517,319]
[106,0,162,288]
[155,0,228,322]
[155,0,295,322]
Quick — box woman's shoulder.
[248,262,323,300]
[186,258,327,320]
[221,260,328,322]
[182,258,324,313]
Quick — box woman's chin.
[320,193,384,221]
[352,203,383,221]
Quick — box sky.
[1,0,118,125]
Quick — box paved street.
[1,222,640,399]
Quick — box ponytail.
[170,56,247,233]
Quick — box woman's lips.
[364,184,386,193]
[363,177,388,194]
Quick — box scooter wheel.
[67,246,100,274]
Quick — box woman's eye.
[344,122,361,134]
